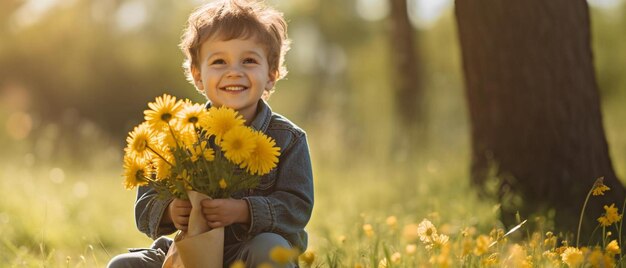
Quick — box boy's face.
[193,37,275,122]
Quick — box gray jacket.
[134,99,314,251]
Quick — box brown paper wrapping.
[162,191,224,268]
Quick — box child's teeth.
[225,86,244,91]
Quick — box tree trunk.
[388,0,424,155]
[455,0,625,234]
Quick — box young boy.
[108,0,314,267]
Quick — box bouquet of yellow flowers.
[122,94,280,268]
[122,93,280,197]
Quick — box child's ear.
[265,71,277,91]
[191,65,204,90]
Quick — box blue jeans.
[107,233,295,268]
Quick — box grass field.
[1,94,626,267]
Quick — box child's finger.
[201,198,225,208]
[202,206,221,216]
[172,199,192,208]
[204,214,220,222]
[207,221,223,229]
[175,207,191,216]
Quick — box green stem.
[147,145,173,166]
[617,198,626,260]
[577,188,594,248]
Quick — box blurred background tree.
[455,0,625,234]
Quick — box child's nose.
[225,66,244,77]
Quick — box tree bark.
[388,0,424,151]
[455,0,625,234]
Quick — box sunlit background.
[1,0,626,266]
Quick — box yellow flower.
[191,141,214,162]
[588,247,614,267]
[402,223,419,242]
[429,243,452,268]
[592,177,610,196]
[386,216,398,229]
[432,234,449,248]
[561,247,583,267]
[544,232,557,249]
[256,263,273,268]
[503,244,531,268]
[219,178,227,189]
[177,101,206,130]
[417,219,437,244]
[474,235,492,256]
[155,122,196,150]
[390,252,401,264]
[598,203,622,226]
[269,246,297,265]
[378,258,388,268]
[481,253,499,266]
[606,240,620,255]
[221,126,256,164]
[199,106,245,143]
[405,244,417,255]
[153,149,174,180]
[229,260,245,268]
[240,131,280,175]
[125,123,156,160]
[123,155,149,189]
[363,224,375,238]
[144,94,183,130]
[299,250,315,266]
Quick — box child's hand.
[167,198,192,231]
[201,199,250,229]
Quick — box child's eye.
[243,58,258,64]
[210,59,226,65]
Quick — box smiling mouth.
[221,86,248,92]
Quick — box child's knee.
[107,249,165,268]
[240,233,295,267]
[107,253,140,268]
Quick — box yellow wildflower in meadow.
[299,250,315,266]
[587,247,614,267]
[386,216,398,229]
[606,239,620,255]
[405,244,417,255]
[474,235,492,256]
[417,219,437,244]
[363,224,375,238]
[591,177,610,196]
[402,223,420,242]
[337,235,347,244]
[561,247,583,267]
[269,246,298,265]
[598,203,622,227]
[390,252,401,264]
